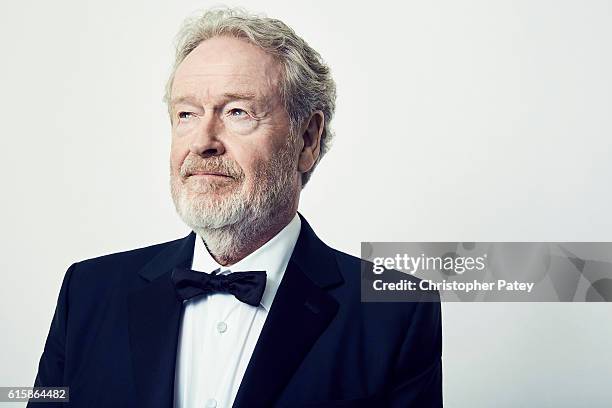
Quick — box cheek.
[230,144,267,178]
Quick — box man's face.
[169,36,300,231]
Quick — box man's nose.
[189,114,225,157]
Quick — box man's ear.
[297,110,325,174]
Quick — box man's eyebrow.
[221,91,258,101]
[170,92,259,107]
[170,95,199,106]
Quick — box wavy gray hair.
[163,7,337,187]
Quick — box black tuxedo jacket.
[29,214,442,407]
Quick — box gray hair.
[163,7,337,187]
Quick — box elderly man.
[30,7,442,408]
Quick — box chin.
[174,187,248,230]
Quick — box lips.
[188,171,232,178]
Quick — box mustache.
[180,155,244,179]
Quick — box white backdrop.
[1,1,611,407]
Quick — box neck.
[197,205,297,266]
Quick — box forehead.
[171,36,283,102]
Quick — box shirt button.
[216,321,227,333]
[205,398,217,408]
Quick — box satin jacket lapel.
[233,214,345,408]
[127,232,196,408]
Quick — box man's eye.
[178,112,194,120]
[228,108,248,118]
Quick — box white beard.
[170,137,298,261]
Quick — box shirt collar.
[191,213,302,311]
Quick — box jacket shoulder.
[67,234,192,293]
[76,236,185,270]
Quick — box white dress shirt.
[173,214,301,408]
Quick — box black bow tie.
[171,267,267,307]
